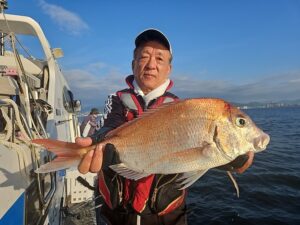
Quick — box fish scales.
[103,99,233,174]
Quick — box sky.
[5,0,300,111]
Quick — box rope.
[0,98,30,140]
[0,107,12,141]
[3,12,39,124]
[227,171,240,198]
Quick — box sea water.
[187,107,300,225]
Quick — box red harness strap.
[117,91,143,121]
[98,171,113,209]
[124,175,155,213]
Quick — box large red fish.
[32,98,270,189]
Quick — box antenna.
[0,0,8,13]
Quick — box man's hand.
[75,137,104,174]
[216,151,254,173]
[235,151,254,173]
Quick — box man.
[75,29,254,225]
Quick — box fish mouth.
[253,133,270,152]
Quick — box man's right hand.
[75,137,104,174]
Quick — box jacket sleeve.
[90,94,126,144]
[102,93,127,129]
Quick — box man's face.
[132,41,172,94]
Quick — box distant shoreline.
[238,105,300,110]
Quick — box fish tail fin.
[32,138,85,157]
[35,157,81,173]
[32,138,88,173]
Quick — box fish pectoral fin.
[175,169,208,190]
[35,157,81,173]
[109,163,150,180]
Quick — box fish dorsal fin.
[176,169,208,190]
[105,100,181,138]
[109,163,150,180]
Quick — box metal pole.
[0,0,8,56]
[0,0,8,13]
[0,33,4,56]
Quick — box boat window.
[2,33,46,61]
[63,86,75,113]
[1,33,46,87]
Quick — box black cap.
[135,28,172,54]
[90,108,99,114]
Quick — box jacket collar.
[125,75,174,107]
[125,75,173,91]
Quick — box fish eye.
[235,117,246,127]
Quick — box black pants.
[96,204,188,225]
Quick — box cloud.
[172,71,300,103]
[64,63,126,110]
[64,65,300,112]
[38,0,88,35]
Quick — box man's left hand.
[216,152,254,173]
[235,151,254,173]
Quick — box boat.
[0,1,99,224]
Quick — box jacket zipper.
[150,174,179,209]
[116,175,123,203]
